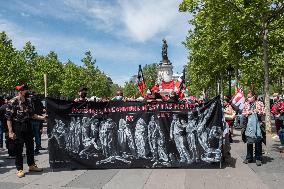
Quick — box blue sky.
[0,0,191,86]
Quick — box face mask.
[116,96,123,100]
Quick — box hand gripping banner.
[47,96,226,169]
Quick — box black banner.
[47,96,225,168]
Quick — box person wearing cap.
[5,85,47,178]
[74,87,89,102]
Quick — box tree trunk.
[220,75,223,99]
[263,27,272,133]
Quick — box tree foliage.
[180,0,284,130]
[0,31,114,98]
[123,63,158,97]
[180,0,284,95]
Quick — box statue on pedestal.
[162,39,168,63]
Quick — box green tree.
[32,52,63,96]
[60,60,86,97]
[0,32,29,91]
[180,0,284,131]
[143,63,157,91]
[123,81,140,98]
[21,41,38,86]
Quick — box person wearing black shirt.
[6,85,46,178]
[0,96,15,157]
[74,87,88,102]
[30,92,45,154]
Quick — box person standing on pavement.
[242,91,265,166]
[6,85,47,178]
[30,91,45,155]
[224,97,236,143]
[271,97,284,136]
[0,96,15,157]
[0,96,5,150]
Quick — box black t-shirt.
[29,96,44,115]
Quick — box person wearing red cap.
[5,85,47,178]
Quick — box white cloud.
[119,0,184,42]
[7,0,190,43]
[0,17,152,86]
[0,0,191,85]
[20,12,30,17]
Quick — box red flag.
[137,65,146,97]
[151,84,160,93]
[176,68,186,99]
[231,88,245,111]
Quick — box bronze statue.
[162,39,168,62]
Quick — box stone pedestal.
[157,63,173,84]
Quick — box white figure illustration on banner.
[67,117,76,151]
[53,119,66,148]
[90,117,100,147]
[97,118,131,165]
[170,114,191,163]
[73,117,82,153]
[148,115,169,163]
[135,118,148,158]
[186,111,198,162]
[118,118,136,157]
[148,115,158,160]
[196,102,222,162]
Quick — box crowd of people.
[0,85,47,178]
[1,84,284,176]
[223,91,284,166]
[75,87,207,107]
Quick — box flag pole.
[44,74,47,98]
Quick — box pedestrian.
[272,97,284,135]
[6,85,47,178]
[0,96,5,150]
[242,91,265,166]
[224,97,235,143]
[0,96,15,157]
[30,91,45,154]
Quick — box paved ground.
[0,129,283,189]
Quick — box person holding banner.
[6,85,47,178]
[74,87,89,102]
[242,91,265,166]
[112,90,124,101]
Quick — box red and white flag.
[137,65,146,97]
[175,68,186,98]
[231,88,245,111]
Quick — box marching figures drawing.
[49,100,224,168]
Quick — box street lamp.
[227,64,234,98]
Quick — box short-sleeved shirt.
[5,97,34,123]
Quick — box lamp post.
[227,64,234,98]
